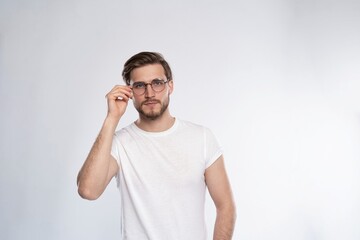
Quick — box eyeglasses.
[131,79,170,95]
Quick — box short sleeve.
[204,127,223,168]
[111,132,122,186]
[111,133,120,165]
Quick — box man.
[77,52,236,239]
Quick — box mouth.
[143,100,160,105]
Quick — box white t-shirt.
[111,118,223,240]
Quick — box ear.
[168,80,174,95]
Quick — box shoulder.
[178,119,215,134]
[176,119,218,139]
[177,119,206,130]
[114,123,133,138]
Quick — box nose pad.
[145,84,155,97]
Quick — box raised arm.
[77,85,132,200]
[205,155,236,240]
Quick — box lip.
[143,100,159,105]
[142,100,160,107]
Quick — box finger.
[108,92,130,102]
[114,90,132,100]
[107,87,132,99]
[107,86,132,99]
[111,85,132,94]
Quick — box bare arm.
[205,155,236,240]
[77,85,132,200]
[77,117,120,200]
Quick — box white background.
[1,0,360,239]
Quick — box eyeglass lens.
[132,79,167,95]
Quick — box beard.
[136,96,170,120]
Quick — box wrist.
[104,115,120,130]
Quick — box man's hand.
[105,85,133,121]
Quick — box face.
[130,64,173,120]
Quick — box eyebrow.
[132,78,165,84]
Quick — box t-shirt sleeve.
[111,133,120,163]
[204,127,223,168]
[111,132,122,186]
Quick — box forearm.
[213,205,236,240]
[77,116,119,199]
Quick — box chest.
[120,134,206,189]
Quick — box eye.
[133,82,145,89]
[152,79,164,86]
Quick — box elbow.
[217,201,237,220]
[77,183,101,200]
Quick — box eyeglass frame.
[130,78,171,95]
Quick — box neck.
[135,110,175,132]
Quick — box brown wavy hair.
[122,52,173,85]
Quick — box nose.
[144,83,155,98]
